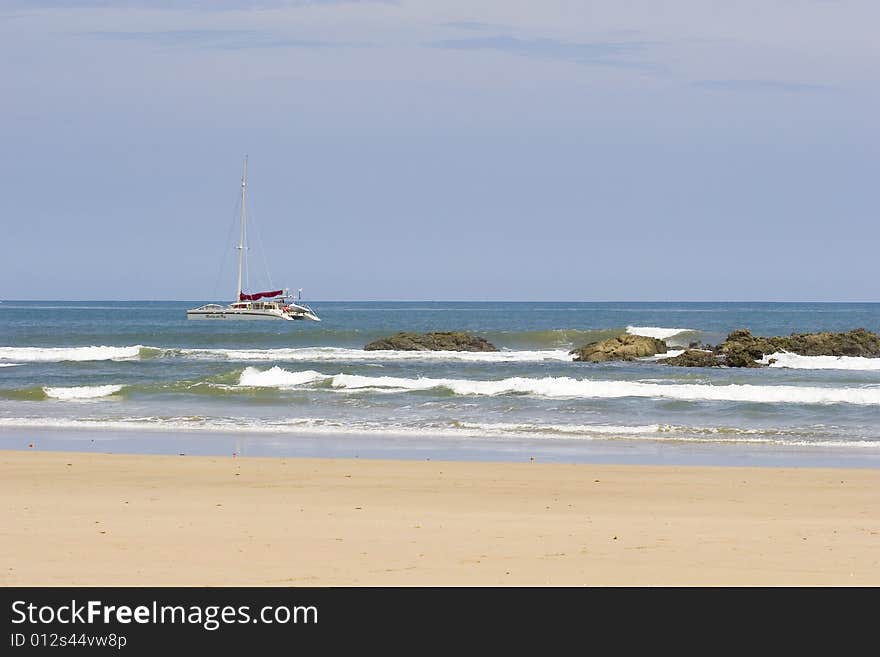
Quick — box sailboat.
[187,157,320,322]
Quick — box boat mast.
[236,156,248,301]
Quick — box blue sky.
[1,1,877,301]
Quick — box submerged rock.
[656,350,722,367]
[570,334,667,362]
[364,332,498,352]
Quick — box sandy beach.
[1,449,877,586]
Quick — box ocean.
[1,300,879,467]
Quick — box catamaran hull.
[186,310,320,321]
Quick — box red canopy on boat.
[239,290,283,301]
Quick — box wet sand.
[1,449,878,586]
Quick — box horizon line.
[3,299,880,304]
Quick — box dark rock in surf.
[717,328,880,364]
[661,328,880,368]
[688,341,716,350]
[570,334,667,362]
[656,350,722,367]
[720,344,765,368]
[364,332,498,352]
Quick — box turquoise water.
[1,301,879,466]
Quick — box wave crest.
[0,346,142,362]
[234,366,880,405]
[0,344,574,364]
[183,347,572,363]
[238,366,327,388]
[626,326,696,342]
[42,385,124,400]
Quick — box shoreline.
[2,426,880,469]
[2,449,878,586]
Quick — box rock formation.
[655,350,722,367]
[660,328,880,367]
[364,332,498,352]
[718,328,880,359]
[570,334,667,362]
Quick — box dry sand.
[1,449,878,586]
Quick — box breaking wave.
[238,366,327,388]
[235,366,880,405]
[762,352,880,371]
[178,346,573,363]
[0,344,573,363]
[42,384,124,400]
[641,349,686,361]
[0,346,143,362]
[626,326,696,342]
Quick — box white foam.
[451,422,872,447]
[0,345,572,364]
[238,366,327,388]
[0,363,19,367]
[182,347,573,363]
[642,349,686,361]
[626,326,693,340]
[0,346,142,362]
[762,351,880,371]
[0,416,876,450]
[238,366,880,405]
[456,421,662,436]
[42,385,124,400]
